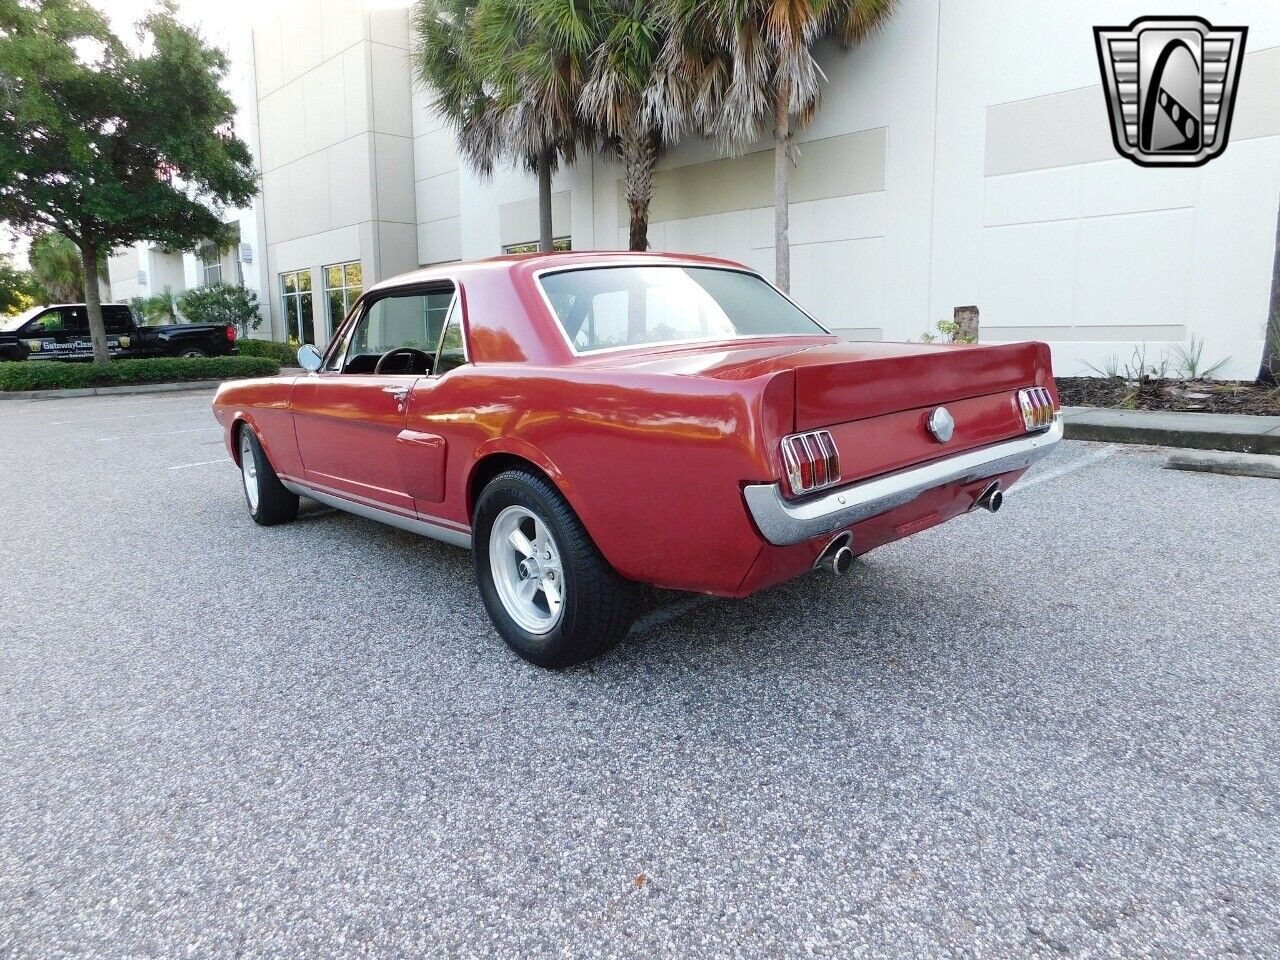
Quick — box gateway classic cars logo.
[1094,16,1247,167]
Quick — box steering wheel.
[374,347,433,375]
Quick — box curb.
[1062,406,1280,455]
[1164,450,1280,480]
[0,369,302,402]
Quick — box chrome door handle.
[383,385,410,402]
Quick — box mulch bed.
[1056,377,1280,416]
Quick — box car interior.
[331,286,466,376]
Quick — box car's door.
[399,296,470,512]
[18,307,86,360]
[292,284,456,514]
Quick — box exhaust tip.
[975,481,1003,513]
[815,534,856,575]
[831,545,855,576]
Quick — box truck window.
[24,308,76,335]
[103,307,133,333]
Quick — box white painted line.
[631,595,717,636]
[1010,444,1119,494]
[168,458,232,471]
[46,407,210,426]
[96,426,222,442]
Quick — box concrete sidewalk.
[1062,406,1280,454]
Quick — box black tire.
[178,347,208,358]
[238,425,298,526]
[473,469,635,668]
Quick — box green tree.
[413,0,593,252]
[177,281,262,334]
[664,0,895,291]
[0,0,256,363]
[130,289,178,324]
[0,252,46,314]
[28,231,103,303]
[579,0,683,250]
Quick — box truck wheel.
[179,348,208,358]
[238,425,298,526]
[474,469,635,668]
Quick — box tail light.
[781,430,841,496]
[1018,387,1056,431]
[226,325,237,343]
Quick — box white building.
[112,0,1280,380]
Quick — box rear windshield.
[537,266,826,353]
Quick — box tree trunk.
[623,127,658,252]
[773,76,792,293]
[80,238,110,365]
[1257,192,1280,385]
[537,148,554,253]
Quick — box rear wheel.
[179,347,208,358]
[474,469,634,668]
[238,425,298,526]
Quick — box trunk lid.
[782,341,1049,431]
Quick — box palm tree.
[28,230,105,302]
[1258,193,1280,385]
[663,0,895,291]
[578,0,680,250]
[413,0,593,252]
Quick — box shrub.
[236,337,301,365]
[0,356,280,392]
[177,282,263,334]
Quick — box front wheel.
[473,470,634,668]
[238,425,298,526]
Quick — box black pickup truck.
[0,303,238,361]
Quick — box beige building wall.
[253,0,417,345]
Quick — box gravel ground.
[1,390,1278,959]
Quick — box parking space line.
[96,426,223,442]
[47,408,211,426]
[168,458,232,471]
[1010,444,1119,494]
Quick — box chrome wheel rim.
[240,431,259,512]
[181,350,204,358]
[489,505,564,635]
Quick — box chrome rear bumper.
[743,418,1063,546]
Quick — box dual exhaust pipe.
[813,481,1003,576]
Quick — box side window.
[103,307,132,333]
[434,298,467,375]
[342,287,455,375]
[25,309,68,335]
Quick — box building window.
[200,245,223,286]
[323,261,363,338]
[502,237,571,255]
[280,270,315,345]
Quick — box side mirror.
[297,343,323,372]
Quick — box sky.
[2,0,266,267]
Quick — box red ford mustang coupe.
[213,252,1061,667]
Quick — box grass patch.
[0,356,281,392]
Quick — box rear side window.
[104,307,132,333]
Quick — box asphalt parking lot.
[1,389,1278,959]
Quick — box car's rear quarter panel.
[408,364,783,595]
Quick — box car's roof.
[365,250,754,295]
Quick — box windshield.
[537,266,827,353]
[2,306,44,333]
